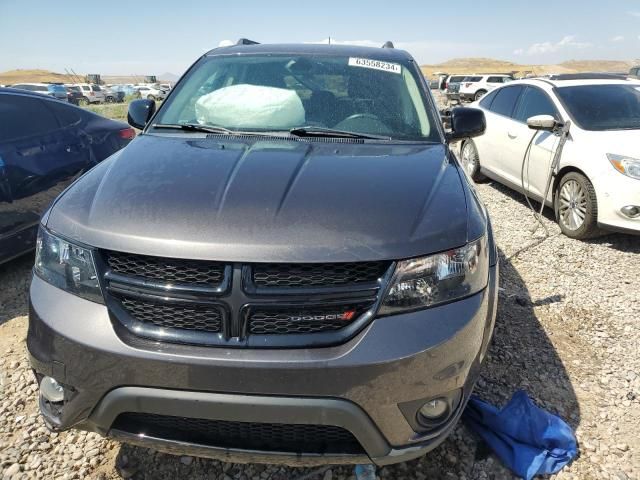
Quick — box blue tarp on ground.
[463,390,578,480]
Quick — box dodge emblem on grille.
[289,310,356,322]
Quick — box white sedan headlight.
[379,236,489,316]
[607,154,640,180]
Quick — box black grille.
[120,298,223,333]
[106,251,225,287]
[252,262,389,288]
[112,413,364,454]
[248,305,367,334]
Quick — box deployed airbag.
[195,84,305,129]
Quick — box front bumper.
[596,173,640,234]
[28,264,498,465]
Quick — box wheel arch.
[553,165,592,198]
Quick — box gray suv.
[28,41,498,466]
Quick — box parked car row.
[6,82,172,106]
[442,74,514,103]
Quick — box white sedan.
[460,76,640,239]
[135,85,167,101]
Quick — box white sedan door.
[473,85,526,183]
[506,86,562,201]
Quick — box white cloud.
[513,48,524,55]
[517,35,592,56]
[629,11,640,17]
[610,35,624,42]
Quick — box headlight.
[35,228,103,304]
[607,153,640,180]
[379,236,489,316]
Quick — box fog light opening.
[40,376,64,404]
[417,397,450,427]
[621,205,640,219]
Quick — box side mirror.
[446,107,486,142]
[127,99,156,129]
[527,115,557,131]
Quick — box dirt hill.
[0,69,74,85]
[420,57,638,78]
[2,58,638,86]
[0,69,175,85]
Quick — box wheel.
[106,96,114,103]
[474,90,487,101]
[554,172,600,239]
[147,95,155,101]
[460,140,486,182]
[79,97,89,106]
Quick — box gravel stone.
[0,90,637,479]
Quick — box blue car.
[0,88,135,264]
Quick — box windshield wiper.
[151,123,264,136]
[289,126,390,140]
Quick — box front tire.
[474,90,487,101]
[554,172,600,239]
[460,140,486,182]
[79,97,89,106]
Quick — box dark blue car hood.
[47,134,473,262]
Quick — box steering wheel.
[342,113,380,122]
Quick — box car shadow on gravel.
[484,180,637,253]
[0,254,33,326]
[110,249,580,480]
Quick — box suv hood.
[47,135,470,262]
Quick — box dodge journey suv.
[28,41,498,466]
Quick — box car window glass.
[156,54,439,141]
[556,84,640,130]
[464,76,482,82]
[45,100,83,127]
[0,94,60,142]
[487,77,504,83]
[515,87,559,122]
[489,86,523,117]
[479,89,499,109]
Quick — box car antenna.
[381,41,394,48]
[236,38,260,45]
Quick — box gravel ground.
[1,92,638,479]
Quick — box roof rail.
[381,41,394,49]
[236,38,260,45]
[548,72,629,81]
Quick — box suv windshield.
[556,84,640,130]
[153,54,438,141]
[48,84,66,93]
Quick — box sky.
[1,0,639,76]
